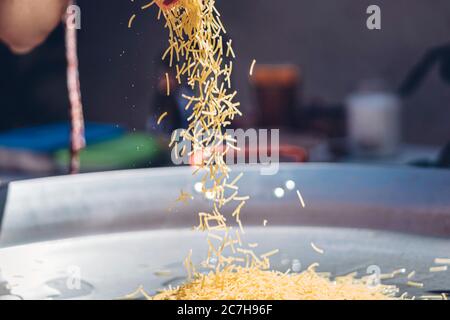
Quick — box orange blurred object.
[251,65,300,87]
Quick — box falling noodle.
[128,14,137,28]
[311,242,324,255]
[407,281,424,288]
[296,189,306,208]
[157,111,169,125]
[434,258,450,265]
[429,266,448,273]
[165,72,170,96]
[249,59,256,76]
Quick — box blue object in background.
[0,123,125,153]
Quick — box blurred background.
[0,0,449,178]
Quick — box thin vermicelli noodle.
[249,59,256,76]
[128,14,137,28]
[157,111,169,125]
[407,281,424,288]
[435,258,450,265]
[429,266,448,273]
[165,72,170,96]
[310,242,324,255]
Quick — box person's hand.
[155,0,181,10]
[0,0,70,54]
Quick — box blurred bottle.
[346,80,401,157]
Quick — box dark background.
[1,0,449,145]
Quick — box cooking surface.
[2,164,450,247]
[1,226,449,300]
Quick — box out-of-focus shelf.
[278,132,443,166]
[341,145,441,165]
